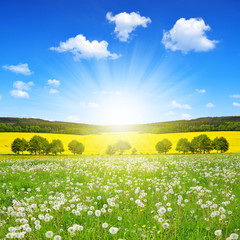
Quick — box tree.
[106,145,116,155]
[155,139,172,154]
[176,138,191,154]
[212,136,229,153]
[113,140,131,155]
[28,135,45,155]
[131,147,137,155]
[50,139,64,155]
[191,134,212,154]
[11,138,28,154]
[68,140,85,155]
[42,138,51,155]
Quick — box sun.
[98,96,142,125]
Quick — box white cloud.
[171,100,191,109]
[233,102,240,107]
[48,79,60,87]
[3,63,33,75]
[206,102,215,108]
[49,88,59,94]
[10,90,29,99]
[196,89,206,93]
[162,18,218,53]
[88,102,99,108]
[50,34,120,60]
[164,111,175,116]
[67,115,80,121]
[106,12,151,42]
[13,81,33,91]
[0,95,2,100]
[182,113,192,119]
[230,94,240,98]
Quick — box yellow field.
[0,131,239,155]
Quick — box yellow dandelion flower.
[133,224,137,227]
[142,225,146,228]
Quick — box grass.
[0,131,240,155]
[0,154,239,239]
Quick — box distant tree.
[191,134,212,154]
[42,138,51,155]
[114,140,131,155]
[155,139,172,154]
[176,138,191,154]
[212,136,229,153]
[212,137,220,153]
[68,140,85,155]
[28,135,45,155]
[11,138,28,154]
[106,145,116,155]
[50,139,64,155]
[131,147,137,155]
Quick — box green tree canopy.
[191,134,212,154]
[50,139,64,155]
[68,140,85,155]
[212,136,229,153]
[155,139,172,154]
[176,138,191,154]
[28,135,46,155]
[11,138,28,154]
[106,145,116,155]
[113,140,131,155]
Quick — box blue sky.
[0,0,240,124]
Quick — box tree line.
[155,134,229,154]
[11,134,229,155]
[11,136,85,155]
[2,116,240,135]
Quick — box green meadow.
[0,154,239,239]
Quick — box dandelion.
[95,210,101,217]
[109,227,119,234]
[214,230,222,236]
[53,236,62,240]
[162,223,169,229]
[102,223,108,228]
[46,231,54,238]
[230,233,239,239]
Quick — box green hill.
[0,116,240,135]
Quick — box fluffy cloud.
[230,94,240,98]
[48,79,60,87]
[3,63,33,75]
[233,102,240,107]
[206,102,215,108]
[162,18,218,53]
[196,89,206,93]
[106,12,151,42]
[171,100,191,109]
[50,34,120,60]
[49,88,59,94]
[10,90,29,99]
[182,113,192,119]
[13,81,33,91]
[11,81,33,98]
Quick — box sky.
[0,0,240,125]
